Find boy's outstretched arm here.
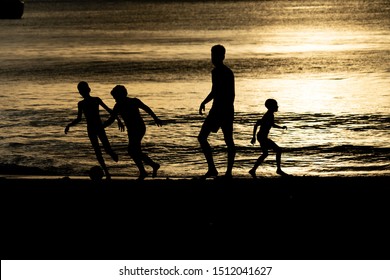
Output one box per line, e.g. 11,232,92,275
273,123,287,130
98,98,112,114
138,100,163,127
103,106,119,128
65,102,82,134
99,98,124,131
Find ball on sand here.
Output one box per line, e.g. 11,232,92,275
89,166,104,181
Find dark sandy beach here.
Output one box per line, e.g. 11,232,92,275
1,176,389,260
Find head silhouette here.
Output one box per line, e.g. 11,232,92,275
111,85,128,102
77,81,91,98
211,44,226,66
265,99,278,112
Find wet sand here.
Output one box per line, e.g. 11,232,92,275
1,176,389,260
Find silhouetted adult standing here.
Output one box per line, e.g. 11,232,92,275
198,44,236,178
104,85,162,180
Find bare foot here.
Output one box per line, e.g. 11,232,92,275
276,169,289,177
152,163,160,178
110,152,119,162
201,169,218,179
249,169,256,179
217,172,232,180
137,171,148,181
223,172,233,179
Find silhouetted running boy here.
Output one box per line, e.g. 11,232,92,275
249,98,288,178
65,81,123,180
104,85,162,180
198,44,236,178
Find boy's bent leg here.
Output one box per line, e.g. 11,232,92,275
253,152,267,168
273,145,288,176
276,150,282,170
249,168,257,179
275,151,289,176
270,142,281,169
128,143,147,179
108,150,118,162
98,130,118,162
141,153,160,178
89,134,111,179
250,142,268,178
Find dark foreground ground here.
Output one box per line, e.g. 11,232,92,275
1,176,389,260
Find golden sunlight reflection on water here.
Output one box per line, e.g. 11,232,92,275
238,74,390,115
234,28,386,57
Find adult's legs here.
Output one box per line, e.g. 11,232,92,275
198,123,218,177
221,123,236,177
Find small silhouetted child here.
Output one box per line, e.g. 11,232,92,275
104,85,162,180
65,81,124,180
249,98,288,178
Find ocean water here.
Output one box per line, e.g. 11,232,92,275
0,0,389,178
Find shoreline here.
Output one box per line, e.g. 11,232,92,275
1,173,389,182
2,176,389,260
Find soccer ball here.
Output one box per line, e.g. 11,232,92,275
89,166,104,181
